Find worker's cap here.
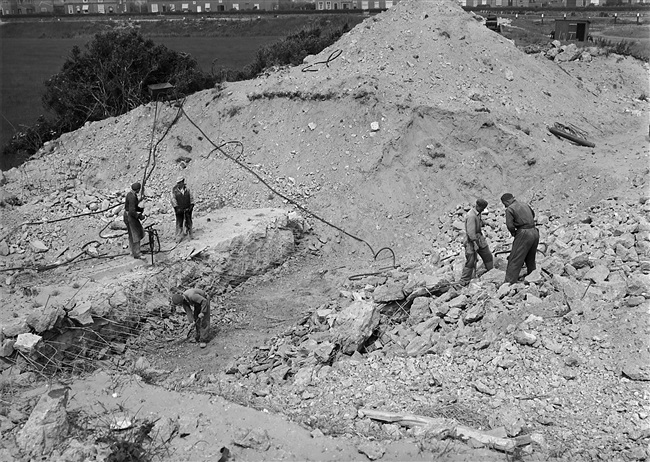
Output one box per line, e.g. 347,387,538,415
131,182,141,192
176,176,185,184
171,293,184,305
476,198,488,208
500,193,514,202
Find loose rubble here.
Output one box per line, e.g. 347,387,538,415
216,196,650,460
0,0,649,460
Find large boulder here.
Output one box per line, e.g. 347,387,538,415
626,274,650,296
330,301,381,354
27,306,64,333
14,333,42,353
372,283,405,303
16,388,69,457
1,318,30,338
68,300,94,326
409,297,431,324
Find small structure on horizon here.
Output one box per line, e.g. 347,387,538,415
554,19,591,42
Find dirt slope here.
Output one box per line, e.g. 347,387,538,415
1,1,649,461
2,0,648,264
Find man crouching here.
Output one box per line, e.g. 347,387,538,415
171,288,211,348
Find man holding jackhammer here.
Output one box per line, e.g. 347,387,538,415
501,193,539,283
171,288,211,348
459,198,494,286
124,182,145,259
171,176,194,242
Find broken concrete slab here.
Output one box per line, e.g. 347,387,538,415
16,388,69,457
330,301,381,354
14,333,42,353
372,282,405,303
68,300,94,326
26,306,64,333
2,318,30,338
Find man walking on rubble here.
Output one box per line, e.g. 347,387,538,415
124,182,145,259
459,198,494,286
501,193,539,284
171,288,211,348
171,176,194,242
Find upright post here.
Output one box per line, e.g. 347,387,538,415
541,13,544,25
614,13,617,24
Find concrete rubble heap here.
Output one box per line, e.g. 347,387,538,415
217,195,650,459
0,0,648,460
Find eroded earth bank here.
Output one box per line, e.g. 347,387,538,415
1,1,649,461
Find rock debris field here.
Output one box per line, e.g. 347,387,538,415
0,0,649,461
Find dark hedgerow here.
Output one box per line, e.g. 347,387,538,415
216,23,351,82
2,116,61,170
2,22,351,167
41,29,216,133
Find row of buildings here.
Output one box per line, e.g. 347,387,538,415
0,0,642,15
1,0,394,15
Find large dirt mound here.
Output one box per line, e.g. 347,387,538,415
2,0,647,264
1,2,650,461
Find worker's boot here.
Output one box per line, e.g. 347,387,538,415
133,241,142,259
188,228,194,240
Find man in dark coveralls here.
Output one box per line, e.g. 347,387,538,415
124,182,145,259
171,176,194,242
501,193,539,283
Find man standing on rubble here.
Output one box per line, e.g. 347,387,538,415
124,182,145,259
171,176,194,242
459,198,494,286
501,193,539,283
171,288,211,348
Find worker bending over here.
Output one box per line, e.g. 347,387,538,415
171,288,211,348
501,193,539,283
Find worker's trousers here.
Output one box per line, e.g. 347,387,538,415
124,212,143,258
460,243,493,284
505,228,539,283
184,301,210,342
175,208,193,239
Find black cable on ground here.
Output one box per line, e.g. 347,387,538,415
0,202,123,243
140,98,184,198
301,49,342,73
179,106,392,262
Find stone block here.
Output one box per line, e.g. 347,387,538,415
69,300,94,326
409,297,431,324
480,268,506,284
27,306,64,333
2,318,30,338
16,388,69,457
330,300,381,354
584,265,609,284
14,333,42,353
0,338,16,357
372,283,405,303
405,335,432,356
464,303,485,323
